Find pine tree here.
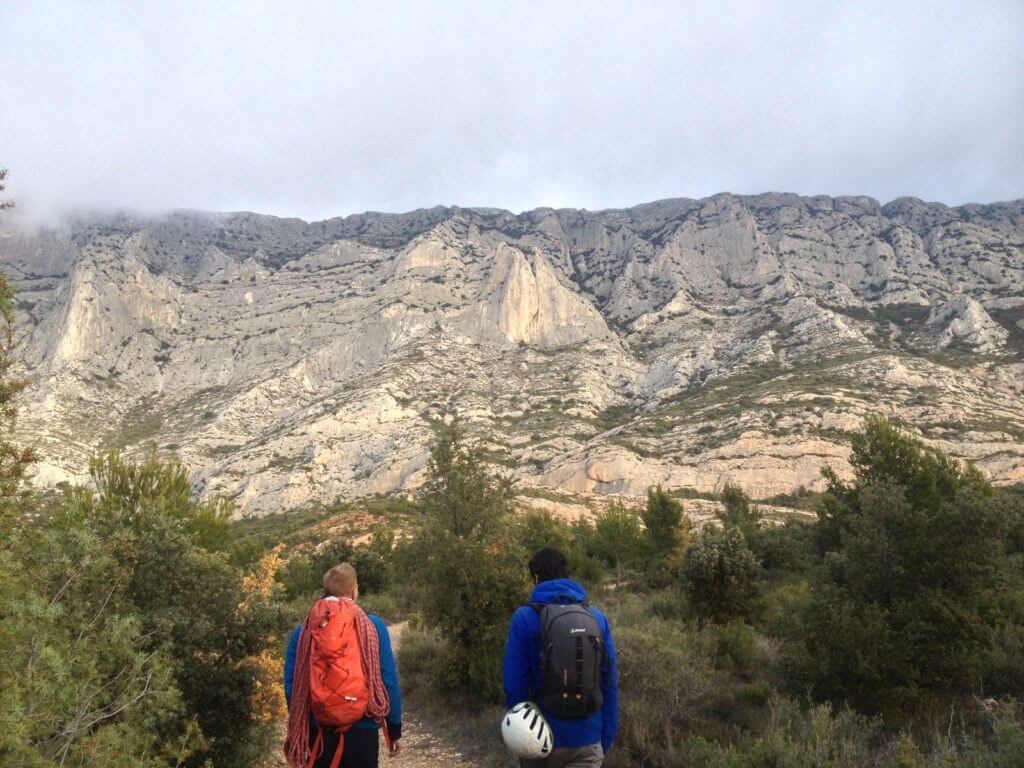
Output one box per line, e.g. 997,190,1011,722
683,525,760,625
800,416,1020,716
718,483,763,542
411,423,530,699
642,485,690,581
591,501,644,585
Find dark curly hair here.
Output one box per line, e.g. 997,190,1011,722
529,547,570,583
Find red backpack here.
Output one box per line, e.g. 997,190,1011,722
305,597,369,768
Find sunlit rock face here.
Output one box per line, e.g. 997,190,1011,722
3,193,1023,516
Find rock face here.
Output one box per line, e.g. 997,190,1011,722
2,193,1023,516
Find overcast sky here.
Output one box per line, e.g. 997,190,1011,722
1,1,1022,222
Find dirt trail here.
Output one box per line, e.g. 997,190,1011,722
387,621,481,768
271,621,482,768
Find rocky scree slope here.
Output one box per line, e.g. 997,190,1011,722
2,193,1023,516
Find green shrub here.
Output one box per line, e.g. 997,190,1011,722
359,589,402,622
718,484,763,544
2,451,282,767
403,424,530,701
514,507,574,555
650,585,689,621
591,502,645,585
615,617,717,759
395,621,447,696
738,680,774,706
711,622,761,673
683,526,760,625
642,486,690,582
800,417,1021,716
278,538,353,599
761,580,811,639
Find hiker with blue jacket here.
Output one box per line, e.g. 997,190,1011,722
503,547,619,768
284,563,403,768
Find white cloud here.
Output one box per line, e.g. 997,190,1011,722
1,0,1022,221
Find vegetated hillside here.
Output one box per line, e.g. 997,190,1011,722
2,193,1022,515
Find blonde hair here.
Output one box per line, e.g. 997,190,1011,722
322,562,358,598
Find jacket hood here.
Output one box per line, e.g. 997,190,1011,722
529,578,588,605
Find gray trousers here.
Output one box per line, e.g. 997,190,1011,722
520,743,604,768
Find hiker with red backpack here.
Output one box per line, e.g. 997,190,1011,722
284,563,403,768
502,547,618,767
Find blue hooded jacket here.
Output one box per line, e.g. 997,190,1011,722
502,578,618,753
283,612,403,740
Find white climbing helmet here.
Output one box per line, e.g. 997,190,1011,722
501,701,553,759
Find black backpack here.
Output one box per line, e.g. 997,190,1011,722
530,601,605,719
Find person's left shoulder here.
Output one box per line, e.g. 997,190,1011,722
367,613,389,636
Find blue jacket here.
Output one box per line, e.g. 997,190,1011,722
284,611,403,739
502,578,618,753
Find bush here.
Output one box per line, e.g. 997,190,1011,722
711,622,761,673
359,590,402,622
754,519,815,576
0,521,196,767
614,617,717,759
718,484,763,544
1,450,283,767
760,580,811,639
395,621,447,696
278,538,353,599
650,585,689,621
591,502,645,585
799,417,1021,716
683,526,760,625
642,486,690,582
404,424,530,701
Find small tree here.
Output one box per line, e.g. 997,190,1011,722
591,501,645,586
411,424,530,700
515,507,574,557
718,483,763,542
683,526,760,626
642,486,690,581
65,451,279,767
800,416,1019,716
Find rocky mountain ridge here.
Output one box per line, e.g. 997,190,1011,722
3,192,1022,515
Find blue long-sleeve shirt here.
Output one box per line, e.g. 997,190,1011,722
502,578,618,753
284,610,402,739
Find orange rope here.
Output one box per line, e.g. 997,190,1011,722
354,606,392,745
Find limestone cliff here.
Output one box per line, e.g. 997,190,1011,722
3,194,1022,515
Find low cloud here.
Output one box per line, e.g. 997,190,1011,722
1,0,1022,221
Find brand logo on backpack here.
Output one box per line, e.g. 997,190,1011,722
530,601,605,720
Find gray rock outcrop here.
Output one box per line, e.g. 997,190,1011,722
3,194,1022,515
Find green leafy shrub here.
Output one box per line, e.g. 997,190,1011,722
649,585,689,621
591,501,646,585
683,526,760,625
2,450,282,767
711,622,761,673
402,424,530,701
798,416,1022,716
718,484,763,544
642,486,690,583
614,616,717,759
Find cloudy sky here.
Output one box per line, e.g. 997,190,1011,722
2,1,1022,221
